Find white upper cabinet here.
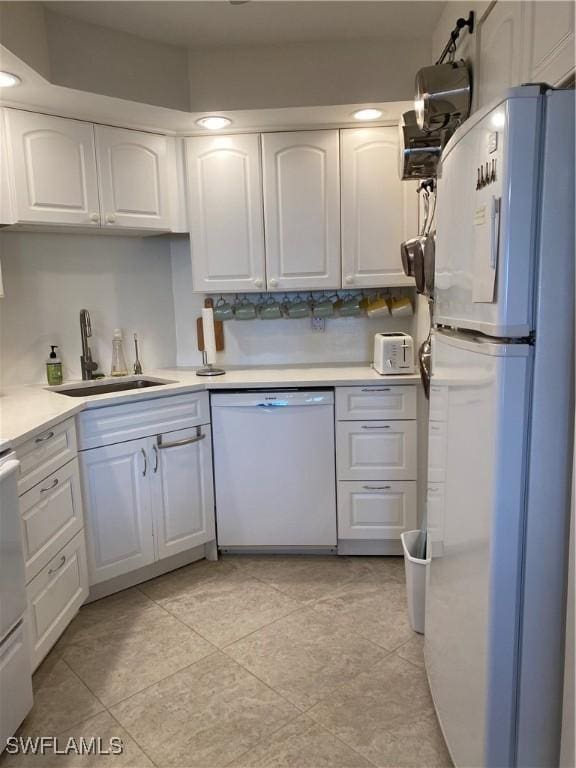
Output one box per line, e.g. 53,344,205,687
341,128,412,288
521,1,575,86
476,2,524,110
95,125,171,230
186,134,266,293
4,110,100,227
262,130,341,291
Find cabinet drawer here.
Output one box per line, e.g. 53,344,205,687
77,392,210,449
429,384,448,422
427,483,445,558
336,386,416,421
336,420,417,481
428,421,448,483
338,481,417,540
26,530,88,671
16,419,77,495
20,458,84,583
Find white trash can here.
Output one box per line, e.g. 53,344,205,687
401,530,431,634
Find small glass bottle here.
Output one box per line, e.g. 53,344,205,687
110,329,129,377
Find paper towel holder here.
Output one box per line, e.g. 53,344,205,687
196,298,226,376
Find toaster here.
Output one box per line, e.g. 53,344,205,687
373,333,415,375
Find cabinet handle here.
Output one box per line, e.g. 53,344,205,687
254,278,263,289
361,425,391,429
363,485,391,490
89,213,100,223
269,278,278,288
141,448,147,476
40,478,59,493
35,431,54,443
48,555,66,575
345,275,354,285
152,443,159,473
157,427,205,450
106,214,116,224
361,388,391,392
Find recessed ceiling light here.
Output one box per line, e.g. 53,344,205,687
353,108,383,121
0,71,21,88
196,116,232,130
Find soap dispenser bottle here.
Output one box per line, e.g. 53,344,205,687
46,345,63,385
110,329,129,377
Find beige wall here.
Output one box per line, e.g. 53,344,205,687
187,38,432,111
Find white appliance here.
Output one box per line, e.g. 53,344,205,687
0,440,33,751
426,86,574,768
212,390,337,549
373,333,415,374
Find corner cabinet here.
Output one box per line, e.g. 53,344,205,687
185,134,266,293
262,130,341,291
3,109,175,232
95,125,172,230
340,128,413,288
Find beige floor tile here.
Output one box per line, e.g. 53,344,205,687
396,635,425,668
62,608,215,707
229,714,374,768
223,556,365,603
311,579,414,652
225,607,388,711
110,652,299,768
1,712,154,768
158,573,301,647
347,557,406,585
308,653,450,767
17,656,104,737
139,558,237,603
54,589,161,651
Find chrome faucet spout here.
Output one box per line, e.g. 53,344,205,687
80,309,99,380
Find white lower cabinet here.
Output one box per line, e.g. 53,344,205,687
26,531,89,670
338,481,417,540
81,438,155,584
81,419,215,586
336,420,417,481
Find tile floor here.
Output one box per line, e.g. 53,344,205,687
3,556,452,768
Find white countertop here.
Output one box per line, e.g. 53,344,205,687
0,365,421,447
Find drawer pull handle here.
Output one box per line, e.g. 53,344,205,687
48,555,66,575
40,478,59,493
361,425,391,429
141,448,147,477
157,428,205,450
35,431,55,443
361,388,391,392
363,485,391,490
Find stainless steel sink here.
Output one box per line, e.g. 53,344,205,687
48,378,174,397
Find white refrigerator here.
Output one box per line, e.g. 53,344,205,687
425,86,575,768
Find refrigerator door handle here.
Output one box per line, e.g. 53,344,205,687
490,195,501,270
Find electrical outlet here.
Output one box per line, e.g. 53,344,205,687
311,316,325,332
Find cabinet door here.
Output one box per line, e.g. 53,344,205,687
341,127,412,288
186,134,266,292
521,1,575,86
151,426,215,559
476,2,524,109
80,438,154,584
337,481,417,540
95,125,171,230
4,110,100,226
262,130,340,291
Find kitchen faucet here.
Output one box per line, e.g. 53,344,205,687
79,309,99,380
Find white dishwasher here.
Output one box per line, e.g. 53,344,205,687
211,390,337,550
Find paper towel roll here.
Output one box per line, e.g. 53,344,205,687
201,307,217,365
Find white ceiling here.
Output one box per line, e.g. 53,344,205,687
42,1,446,48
